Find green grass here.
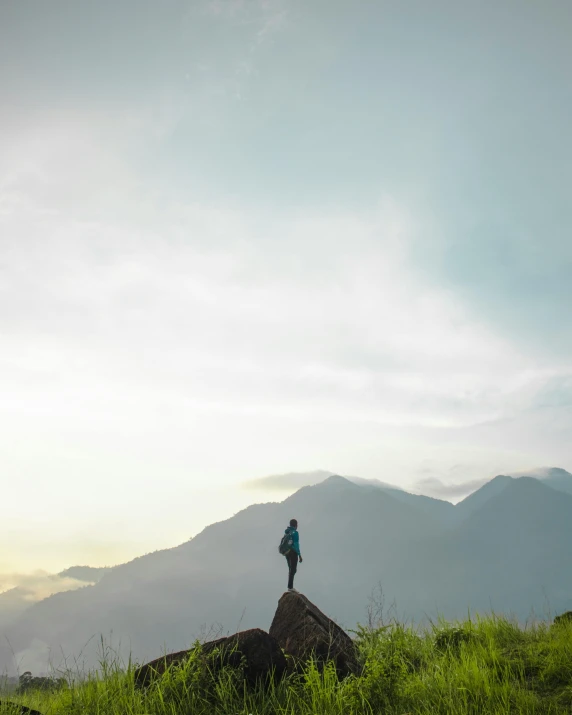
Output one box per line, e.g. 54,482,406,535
3,614,572,715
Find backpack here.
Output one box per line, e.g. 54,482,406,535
278,530,294,555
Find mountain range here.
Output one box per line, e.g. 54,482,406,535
1,467,571,675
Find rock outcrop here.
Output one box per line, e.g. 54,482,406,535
269,591,358,678
134,627,286,687
553,610,572,627
135,592,357,688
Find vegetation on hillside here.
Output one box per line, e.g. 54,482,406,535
3,612,572,715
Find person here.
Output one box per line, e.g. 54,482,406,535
284,518,303,592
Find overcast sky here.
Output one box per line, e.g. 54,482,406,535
1,0,571,581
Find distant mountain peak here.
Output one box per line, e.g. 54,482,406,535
319,474,358,489
544,467,572,477
508,466,572,480
504,467,572,498
347,476,404,491
454,474,514,518
241,470,335,491
323,474,351,484
488,474,514,486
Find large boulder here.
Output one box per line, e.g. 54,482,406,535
134,628,286,688
269,591,359,678
553,611,572,627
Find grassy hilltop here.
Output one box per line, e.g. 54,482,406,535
4,613,572,715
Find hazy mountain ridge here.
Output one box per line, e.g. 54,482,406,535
57,566,111,583
509,467,572,497
0,566,111,633
410,476,572,615
451,474,514,522
347,476,457,523
2,468,572,675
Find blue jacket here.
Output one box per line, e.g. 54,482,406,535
284,526,301,556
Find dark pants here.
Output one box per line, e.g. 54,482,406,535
286,551,299,589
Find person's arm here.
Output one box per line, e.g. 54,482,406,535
293,531,302,561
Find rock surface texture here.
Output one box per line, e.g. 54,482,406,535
134,627,286,687
269,591,358,677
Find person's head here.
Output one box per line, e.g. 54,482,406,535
289,518,298,529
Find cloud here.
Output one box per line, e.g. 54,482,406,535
409,461,500,500
348,476,403,490
1,154,544,435
0,571,94,602
242,470,335,490
412,476,490,500
0,571,95,634
507,466,572,480
2,117,570,552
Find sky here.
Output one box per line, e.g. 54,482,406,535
1,0,571,586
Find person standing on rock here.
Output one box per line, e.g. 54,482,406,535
282,518,302,593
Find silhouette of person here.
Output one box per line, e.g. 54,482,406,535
283,518,302,592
